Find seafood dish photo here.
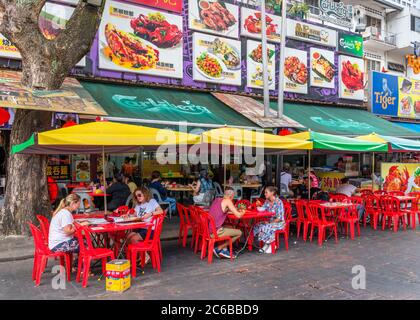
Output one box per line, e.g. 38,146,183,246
400,96,413,114
311,51,335,82
130,12,183,48
249,44,275,64
244,12,277,36
284,56,308,85
384,165,410,192
341,60,364,91
208,38,240,70
104,23,159,70
198,0,237,32
196,52,223,79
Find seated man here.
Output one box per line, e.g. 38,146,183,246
335,177,364,220
335,177,357,197
208,187,245,259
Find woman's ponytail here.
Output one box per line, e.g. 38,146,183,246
52,194,80,217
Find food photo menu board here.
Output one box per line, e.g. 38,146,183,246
283,47,308,94
188,0,239,39
246,39,276,90
338,55,365,101
192,32,241,86
98,0,183,79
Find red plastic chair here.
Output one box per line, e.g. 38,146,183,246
364,195,382,229
29,223,72,286
36,215,50,246
408,192,420,223
199,211,233,264
374,190,388,196
338,204,361,240
360,189,373,196
388,191,404,196
329,193,349,202
281,199,296,227
127,213,165,277
189,206,204,253
308,203,338,246
270,204,291,253
74,225,115,288
177,203,193,247
380,195,406,232
295,199,311,241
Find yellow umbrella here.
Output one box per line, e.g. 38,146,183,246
13,121,200,154
201,127,313,150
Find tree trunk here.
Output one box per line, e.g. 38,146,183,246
1,110,52,235
0,1,104,235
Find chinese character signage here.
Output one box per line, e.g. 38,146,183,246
192,32,241,86
337,32,363,58
286,20,337,47
47,165,71,180
318,0,353,29
98,0,183,79
124,0,183,13
370,71,420,119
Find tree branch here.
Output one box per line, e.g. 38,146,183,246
54,1,105,66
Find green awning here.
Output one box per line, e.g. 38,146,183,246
272,102,419,138
80,81,258,129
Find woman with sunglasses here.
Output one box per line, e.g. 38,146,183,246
125,186,163,246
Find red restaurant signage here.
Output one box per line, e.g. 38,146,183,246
123,0,183,13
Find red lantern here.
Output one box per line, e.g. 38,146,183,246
0,108,10,125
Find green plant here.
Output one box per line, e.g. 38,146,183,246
266,0,282,15
288,2,309,19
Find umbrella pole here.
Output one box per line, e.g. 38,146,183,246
103,146,107,213
372,152,375,191
308,150,311,200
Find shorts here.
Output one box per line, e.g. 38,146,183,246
51,238,79,253
134,228,154,240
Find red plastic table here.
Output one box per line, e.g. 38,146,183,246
74,214,151,258
226,210,274,251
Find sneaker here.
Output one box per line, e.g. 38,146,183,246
213,248,221,258
218,249,232,259
264,243,273,254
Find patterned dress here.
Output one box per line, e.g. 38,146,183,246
253,197,286,243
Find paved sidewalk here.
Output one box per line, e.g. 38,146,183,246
1,225,420,299
0,216,181,262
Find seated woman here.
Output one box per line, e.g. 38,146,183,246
253,186,286,254
125,186,163,245
49,194,86,253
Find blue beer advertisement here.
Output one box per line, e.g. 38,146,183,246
371,71,399,117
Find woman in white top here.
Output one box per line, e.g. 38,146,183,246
124,186,163,246
49,194,84,253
